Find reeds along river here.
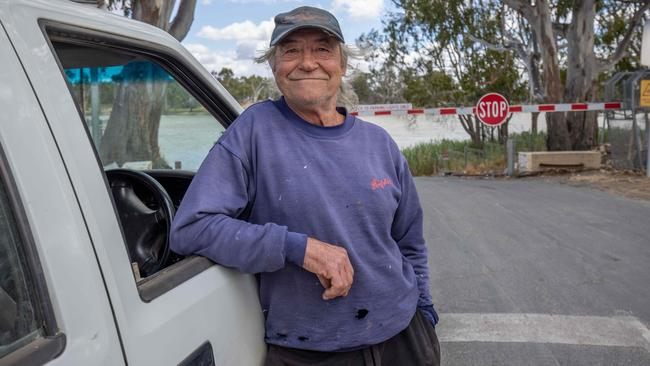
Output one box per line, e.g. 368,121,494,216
155,112,549,171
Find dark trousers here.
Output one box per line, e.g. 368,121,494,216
264,309,441,366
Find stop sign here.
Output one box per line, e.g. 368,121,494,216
475,93,510,126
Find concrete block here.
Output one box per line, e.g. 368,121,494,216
518,151,601,172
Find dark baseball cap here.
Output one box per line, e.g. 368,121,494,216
270,6,344,46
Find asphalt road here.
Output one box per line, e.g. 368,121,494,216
416,177,650,366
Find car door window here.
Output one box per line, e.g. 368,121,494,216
59,52,226,171
45,28,232,298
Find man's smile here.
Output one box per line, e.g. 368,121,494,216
288,77,329,81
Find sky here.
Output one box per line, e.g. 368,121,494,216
181,0,390,77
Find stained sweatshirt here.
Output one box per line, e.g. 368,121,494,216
170,97,434,352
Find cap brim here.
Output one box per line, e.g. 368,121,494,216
270,25,344,46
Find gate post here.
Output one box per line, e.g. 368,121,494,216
507,139,516,177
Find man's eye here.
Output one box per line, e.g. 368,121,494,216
285,48,299,54
318,48,330,52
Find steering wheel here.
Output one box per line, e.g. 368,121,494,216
106,169,175,278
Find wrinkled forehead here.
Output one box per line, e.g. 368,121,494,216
277,28,340,46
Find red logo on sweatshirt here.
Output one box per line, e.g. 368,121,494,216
371,178,393,191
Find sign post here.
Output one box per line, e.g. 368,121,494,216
475,93,510,127
476,93,513,174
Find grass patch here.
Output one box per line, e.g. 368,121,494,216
401,140,472,176
402,132,547,176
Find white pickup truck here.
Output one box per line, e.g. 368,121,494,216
0,0,266,365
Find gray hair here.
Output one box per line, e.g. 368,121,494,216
254,42,359,71
255,42,362,109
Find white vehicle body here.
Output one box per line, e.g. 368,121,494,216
0,0,266,365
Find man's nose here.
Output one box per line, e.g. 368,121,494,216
298,49,318,71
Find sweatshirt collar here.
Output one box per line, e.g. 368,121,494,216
274,96,356,139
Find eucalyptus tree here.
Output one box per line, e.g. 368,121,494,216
99,0,197,167
358,0,527,147
371,0,649,150
489,0,648,150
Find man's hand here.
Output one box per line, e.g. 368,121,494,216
302,237,354,300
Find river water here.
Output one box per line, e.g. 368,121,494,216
156,112,547,171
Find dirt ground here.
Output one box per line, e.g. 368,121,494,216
520,169,650,201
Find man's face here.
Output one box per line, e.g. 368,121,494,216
272,28,346,109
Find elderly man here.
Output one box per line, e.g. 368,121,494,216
171,6,439,365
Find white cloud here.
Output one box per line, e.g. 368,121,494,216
197,19,275,42
194,19,276,76
200,0,213,5
332,0,383,20
185,43,272,77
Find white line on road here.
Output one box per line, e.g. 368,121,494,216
437,313,650,353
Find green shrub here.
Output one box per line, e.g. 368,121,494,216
402,132,547,176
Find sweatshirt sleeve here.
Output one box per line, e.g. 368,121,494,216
391,155,433,307
170,143,307,273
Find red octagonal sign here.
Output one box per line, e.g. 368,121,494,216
475,93,510,126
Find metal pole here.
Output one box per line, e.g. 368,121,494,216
634,110,644,171
507,139,516,177
646,111,650,178
600,110,607,145
90,68,100,145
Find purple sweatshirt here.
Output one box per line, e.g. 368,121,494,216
170,97,433,351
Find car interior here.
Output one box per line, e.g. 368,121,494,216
47,30,231,292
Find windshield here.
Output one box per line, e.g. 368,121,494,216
59,46,225,171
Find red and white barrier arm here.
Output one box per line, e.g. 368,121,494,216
350,102,623,117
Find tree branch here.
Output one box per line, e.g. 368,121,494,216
458,115,474,137
163,0,177,25
598,1,650,72
466,34,509,52
168,0,197,41
552,22,569,38
503,0,533,19
502,0,531,14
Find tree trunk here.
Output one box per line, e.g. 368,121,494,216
529,0,571,150
499,117,510,144
568,111,598,150
531,112,539,134
100,0,196,168
100,63,170,167
497,0,649,152
564,0,598,150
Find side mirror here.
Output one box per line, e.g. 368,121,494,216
642,21,650,67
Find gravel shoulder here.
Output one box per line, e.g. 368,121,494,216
519,170,650,201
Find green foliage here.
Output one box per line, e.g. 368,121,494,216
349,72,378,104
212,68,279,105
401,140,473,176
402,131,547,176
401,69,456,107
356,0,528,108
165,82,202,113
594,1,648,73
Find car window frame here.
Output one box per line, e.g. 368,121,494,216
0,142,65,366
39,20,237,302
